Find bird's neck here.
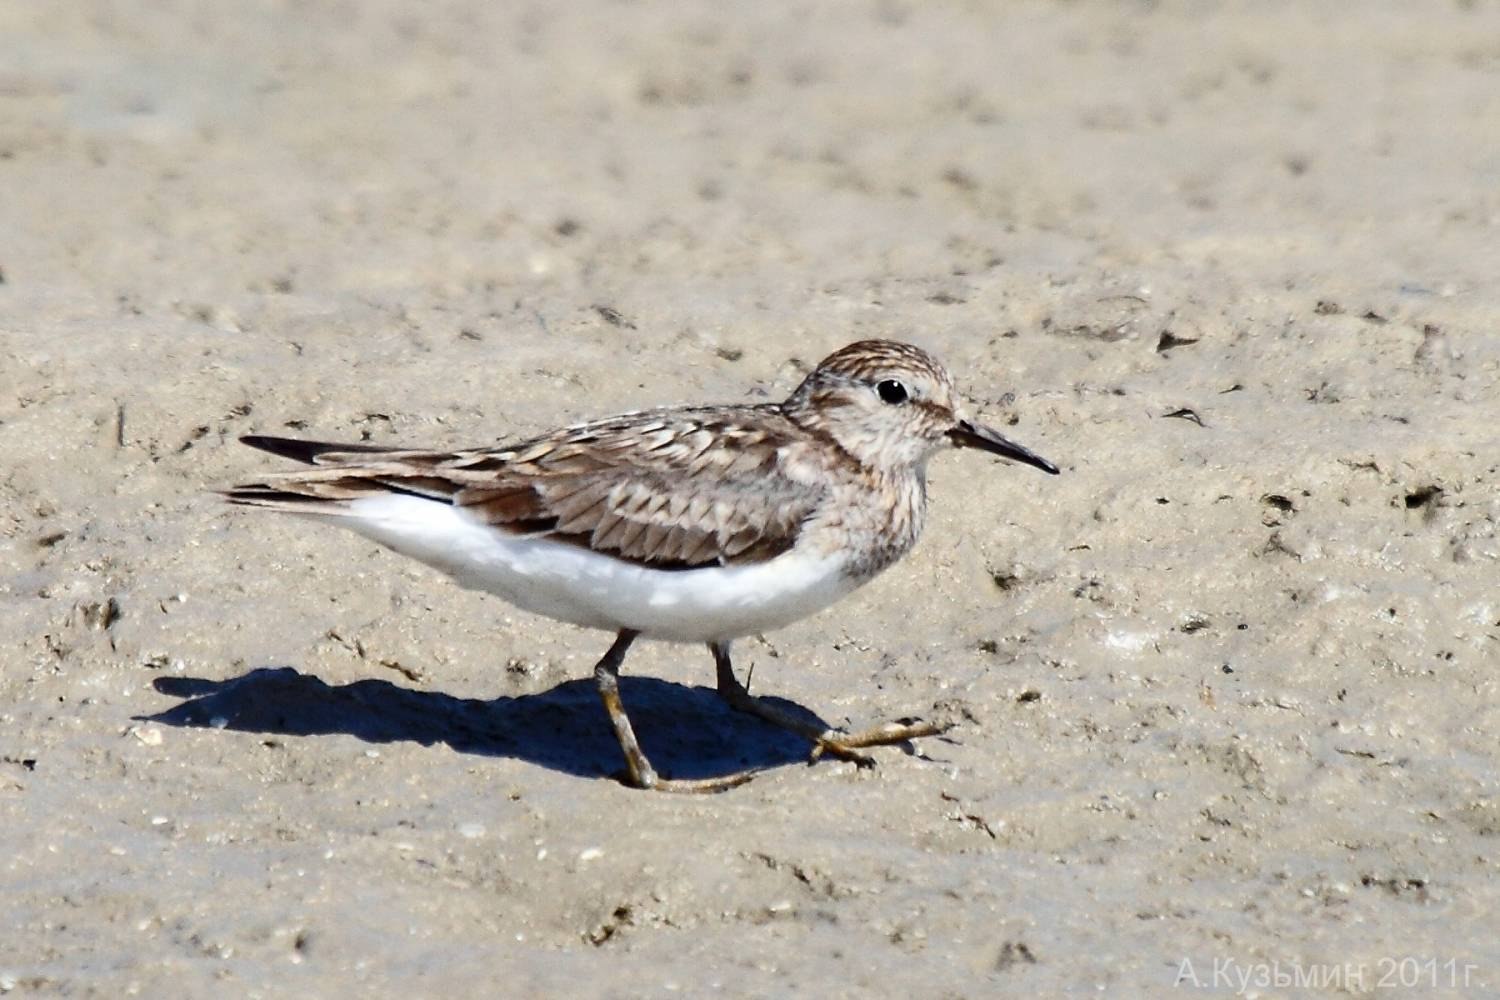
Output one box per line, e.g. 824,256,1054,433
830,465,928,581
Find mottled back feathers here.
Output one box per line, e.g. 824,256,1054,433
227,406,826,571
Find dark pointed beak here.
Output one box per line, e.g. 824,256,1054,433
948,419,1060,475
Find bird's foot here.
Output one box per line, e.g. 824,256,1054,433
612,764,760,794
807,717,954,765
719,678,952,768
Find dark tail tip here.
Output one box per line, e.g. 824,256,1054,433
239,434,398,464
239,435,331,464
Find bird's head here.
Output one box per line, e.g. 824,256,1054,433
782,339,1059,476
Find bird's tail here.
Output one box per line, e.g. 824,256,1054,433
222,435,458,515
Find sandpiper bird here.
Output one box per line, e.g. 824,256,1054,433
225,340,1059,792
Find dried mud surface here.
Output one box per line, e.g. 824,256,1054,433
2,3,1498,997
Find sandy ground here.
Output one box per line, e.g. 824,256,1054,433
3,2,1499,996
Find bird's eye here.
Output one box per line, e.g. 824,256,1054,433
876,379,909,405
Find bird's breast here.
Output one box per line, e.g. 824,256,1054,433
808,472,926,581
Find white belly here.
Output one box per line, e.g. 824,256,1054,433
317,495,864,642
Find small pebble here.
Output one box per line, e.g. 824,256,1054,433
129,725,163,746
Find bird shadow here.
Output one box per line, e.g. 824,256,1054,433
138,666,834,784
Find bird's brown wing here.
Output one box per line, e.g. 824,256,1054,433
226,406,829,570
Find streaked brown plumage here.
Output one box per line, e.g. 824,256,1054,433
230,406,819,570
225,339,1060,792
